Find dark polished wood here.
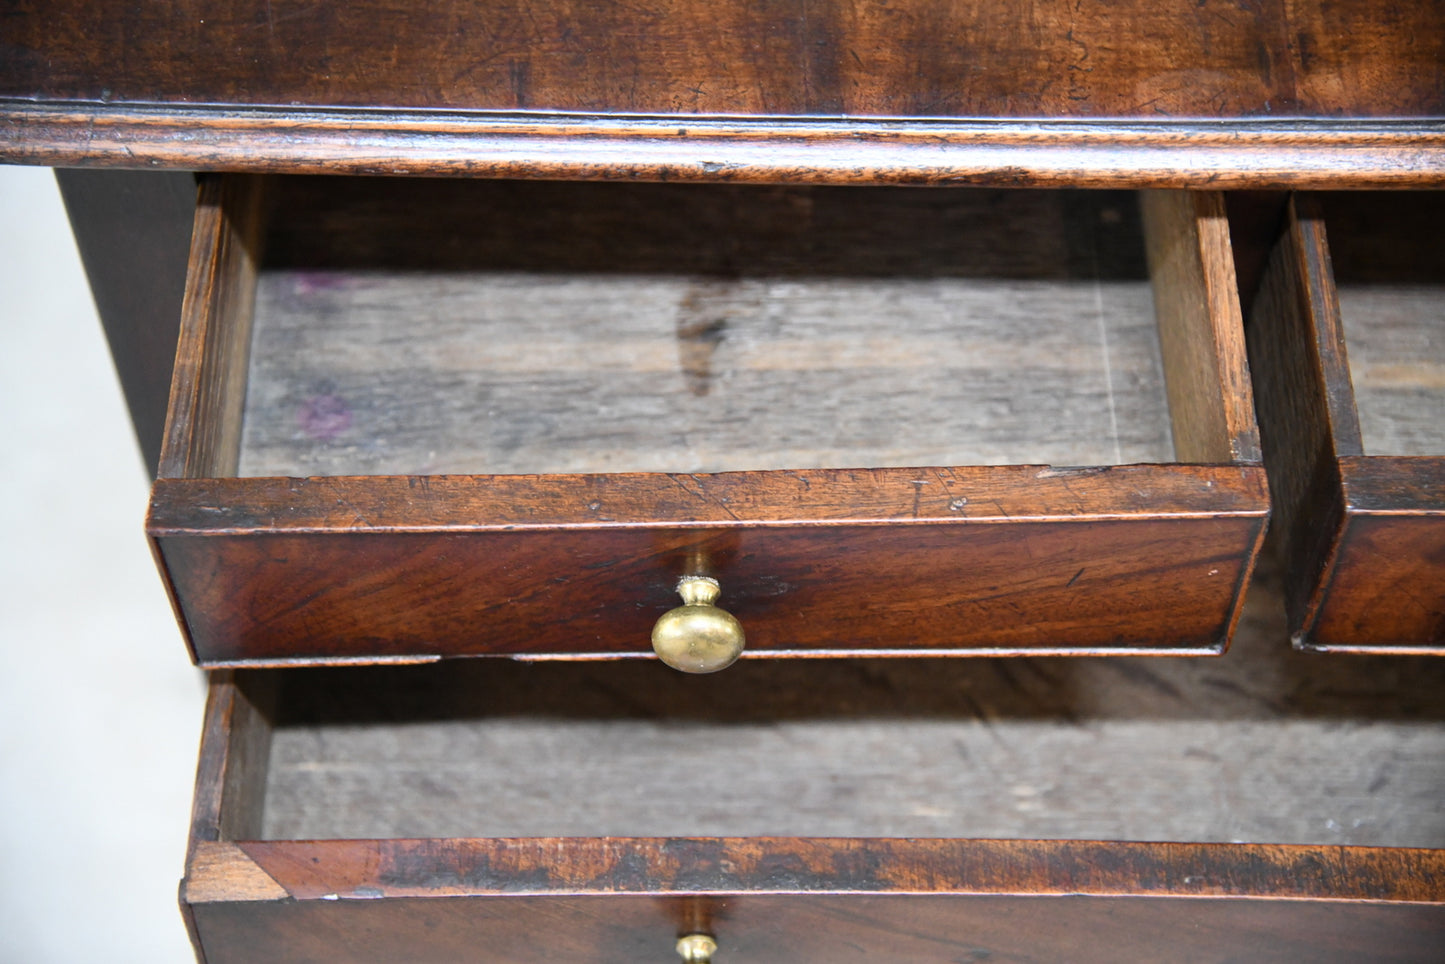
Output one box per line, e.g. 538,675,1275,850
227,836,1445,903
54,169,197,475
1247,195,1445,653
1311,457,1445,650
152,469,1266,664
185,895,1445,964
7,0,1444,119
3,0,1445,184
6,110,1445,190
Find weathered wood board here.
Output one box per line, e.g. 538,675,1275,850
237,185,1174,477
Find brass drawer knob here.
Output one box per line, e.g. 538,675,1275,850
676,934,718,963
652,576,745,674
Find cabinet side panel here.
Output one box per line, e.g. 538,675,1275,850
157,176,265,480
56,169,196,476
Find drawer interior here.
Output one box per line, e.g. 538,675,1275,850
222,572,1445,847
1323,191,1445,457
209,178,1255,478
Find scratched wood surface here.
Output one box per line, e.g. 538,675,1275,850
255,562,1445,845
1321,192,1445,458
6,2,1445,187
237,181,1173,478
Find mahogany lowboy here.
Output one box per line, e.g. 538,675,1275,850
147,176,1267,666
3,1,1441,960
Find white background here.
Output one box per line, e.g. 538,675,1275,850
0,164,204,962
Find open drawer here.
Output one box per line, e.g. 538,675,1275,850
1249,193,1445,653
148,177,1267,667
182,579,1445,963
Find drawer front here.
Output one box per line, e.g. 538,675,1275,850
151,468,1265,664
151,177,1267,667
1248,193,1445,653
186,868,1445,964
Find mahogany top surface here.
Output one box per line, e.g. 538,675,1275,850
2,0,1444,184
4,0,1442,120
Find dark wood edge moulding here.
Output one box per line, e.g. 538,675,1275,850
5,104,1445,187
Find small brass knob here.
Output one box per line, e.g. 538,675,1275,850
676,934,718,963
651,576,745,674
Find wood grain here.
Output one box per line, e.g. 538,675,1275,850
238,183,1172,476
54,169,197,476
5,0,1445,182
182,670,281,961
1248,194,1445,651
1289,0,1445,118
1301,457,1445,653
157,176,265,480
6,0,1445,181
186,671,274,852
185,894,1445,964
1245,196,1357,643
1142,191,1260,464
150,466,1267,664
150,464,1268,532
7,107,1445,188
2,0,1441,119
228,837,1445,903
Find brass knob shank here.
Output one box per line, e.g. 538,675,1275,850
676,934,718,963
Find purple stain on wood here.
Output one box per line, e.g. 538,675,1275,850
293,271,351,295
298,394,352,439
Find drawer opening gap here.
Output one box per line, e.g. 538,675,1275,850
204,589,1445,847
1318,191,1445,458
